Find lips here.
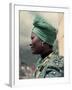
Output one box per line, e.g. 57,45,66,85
31,46,34,49
29,44,34,49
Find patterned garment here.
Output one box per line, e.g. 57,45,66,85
32,52,64,78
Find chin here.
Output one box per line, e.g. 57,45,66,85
31,50,39,54
31,48,40,54
32,51,37,54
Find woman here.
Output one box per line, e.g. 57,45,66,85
30,15,64,78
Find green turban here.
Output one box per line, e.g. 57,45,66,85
32,15,57,46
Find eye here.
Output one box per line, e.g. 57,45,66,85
31,36,34,40
31,35,35,40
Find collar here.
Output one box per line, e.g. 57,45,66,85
37,52,53,67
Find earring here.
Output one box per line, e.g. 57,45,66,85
42,42,44,47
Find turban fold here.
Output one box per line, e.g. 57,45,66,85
32,15,57,46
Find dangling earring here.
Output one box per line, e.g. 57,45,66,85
42,42,44,47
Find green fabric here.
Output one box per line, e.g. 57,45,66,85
32,53,64,78
32,15,57,45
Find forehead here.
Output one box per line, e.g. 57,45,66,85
31,32,41,41
31,32,37,38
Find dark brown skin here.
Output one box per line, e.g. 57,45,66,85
30,32,53,59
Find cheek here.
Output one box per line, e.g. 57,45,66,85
32,39,41,47
32,40,43,52
32,40,36,46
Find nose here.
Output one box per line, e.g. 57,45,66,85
29,44,32,46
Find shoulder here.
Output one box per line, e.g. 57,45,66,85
47,53,64,68
44,54,64,78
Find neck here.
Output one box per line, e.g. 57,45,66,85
41,50,52,59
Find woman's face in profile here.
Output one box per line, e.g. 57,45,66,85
30,32,43,54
